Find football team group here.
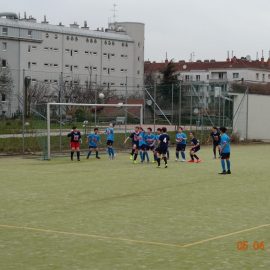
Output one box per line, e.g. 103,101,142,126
67,124,231,174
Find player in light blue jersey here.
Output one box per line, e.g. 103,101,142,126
105,123,115,159
175,126,187,162
218,127,231,175
87,127,101,159
144,127,156,162
138,127,147,163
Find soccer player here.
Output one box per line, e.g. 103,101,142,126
188,132,201,163
218,127,231,175
124,126,140,162
86,128,101,159
138,127,148,163
105,123,115,159
144,127,156,162
67,126,81,161
156,127,170,168
208,126,221,159
153,128,162,162
175,126,187,162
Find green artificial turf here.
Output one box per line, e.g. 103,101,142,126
0,145,269,270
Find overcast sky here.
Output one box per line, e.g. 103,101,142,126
4,0,270,62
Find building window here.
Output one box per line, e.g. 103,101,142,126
74,50,78,53
233,73,239,79
66,36,70,40
120,69,124,72
71,36,74,41
53,48,59,52
126,43,128,47
138,56,140,61
207,74,209,80
93,52,97,56
90,38,93,43
103,67,107,71
32,62,37,66
65,49,70,53
196,75,200,81
32,45,37,49
137,70,140,75
74,65,78,69
2,93,6,101
86,38,89,43
54,64,58,67
111,53,115,57
44,63,49,66
2,27,8,35
262,74,265,81
112,41,115,45
65,64,69,68
85,51,89,54
185,75,190,81
84,66,89,70
28,62,31,69
256,73,259,80
44,47,49,51
75,37,78,41
2,42,7,51
55,34,58,39
111,68,115,71
45,33,49,38
103,53,107,56
28,45,31,52
28,30,32,37
93,67,97,71
104,40,107,45
94,39,97,43
1,59,7,67
138,42,140,47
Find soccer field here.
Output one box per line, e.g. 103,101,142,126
0,144,270,270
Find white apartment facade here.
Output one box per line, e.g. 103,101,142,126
0,12,145,116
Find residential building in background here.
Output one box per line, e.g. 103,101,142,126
0,12,144,116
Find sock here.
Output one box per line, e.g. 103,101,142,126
77,151,80,160
145,152,149,162
108,147,111,156
153,153,157,161
190,153,194,160
221,159,226,172
213,145,216,158
134,153,138,161
111,148,115,157
87,151,92,158
131,149,135,156
157,157,161,166
96,151,99,158
140,151,143,161
176,151,179,159
181,151,185,160
71,151,74,160
163,157,167,165
226,159,231,171
167,150,170,159
194,154,199,160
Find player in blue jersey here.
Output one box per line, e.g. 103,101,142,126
105,123,115,159
156,127,170,168
145,127,156,162
218,127,231,175
188,132,202,163
175,126,187,162
138,127,148,163
86,128,101,159
124,126,140,162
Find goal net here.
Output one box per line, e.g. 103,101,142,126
45,102,143,160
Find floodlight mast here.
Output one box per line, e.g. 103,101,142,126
46,102,143,160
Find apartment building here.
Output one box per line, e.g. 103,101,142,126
0,12,145,116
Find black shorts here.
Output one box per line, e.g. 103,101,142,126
139,144,147,150
221,152,230,159
213,142,220,147
176,144,186,151
146,145,155,151
191,146,200,153
107,140,114,146
89,145,97,149
157,147,168,155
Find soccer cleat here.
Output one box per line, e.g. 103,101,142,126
77,159,80,161
219,171,227,175
181,159,186,162
96,156,101,159
152,160,157,163
227,170,231,174
196,159,202,163
157,165,161,168
129,155,133,160
165,164,168,168
188,160,194,163
133,160,138,164
175,158,179,162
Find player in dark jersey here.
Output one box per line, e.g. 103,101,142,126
124,126,140,163
188,132,201,163
207,126,221,159
67,126,81,161
153,128,162,163
156,127,170,168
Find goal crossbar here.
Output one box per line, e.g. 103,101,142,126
46,102,143,160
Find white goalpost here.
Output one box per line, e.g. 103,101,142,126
46,102,144,160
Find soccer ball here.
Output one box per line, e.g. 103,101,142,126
99,93,105,99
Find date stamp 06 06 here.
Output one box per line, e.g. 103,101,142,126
237,241,265,251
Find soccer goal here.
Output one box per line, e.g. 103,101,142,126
46,102,143,160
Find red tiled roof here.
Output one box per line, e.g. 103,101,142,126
145,58,270,73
